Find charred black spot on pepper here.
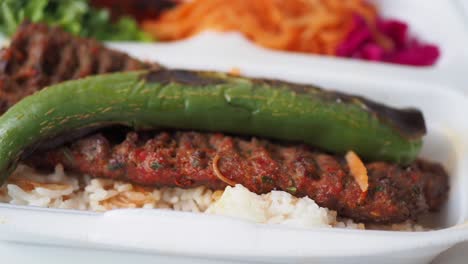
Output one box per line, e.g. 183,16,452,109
238,73,426,141
362,99,426,140
143,69,226,86
309,89,426,140
145,69,425,140
290,85,426,140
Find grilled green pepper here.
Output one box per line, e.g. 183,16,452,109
0,69,426,183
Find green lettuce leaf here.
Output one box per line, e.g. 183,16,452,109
0,0,152,41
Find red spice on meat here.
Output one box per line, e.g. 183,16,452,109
29,130,449,224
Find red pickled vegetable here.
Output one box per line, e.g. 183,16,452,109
336,14,440,66
360,43,385,61
336,15,371,57
386,41,440,66
378,19,408,48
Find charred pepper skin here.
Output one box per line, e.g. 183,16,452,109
0,69,425,183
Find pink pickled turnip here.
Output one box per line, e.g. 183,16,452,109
378,19,408,48
385,42,440,66
336,15,371,57
336,14,440,66
360,43,385,61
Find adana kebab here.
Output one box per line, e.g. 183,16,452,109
0,22,153,114
0,69,448,224
0,23,448,224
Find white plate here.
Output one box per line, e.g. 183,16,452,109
1,1,468,263
107,0,468,91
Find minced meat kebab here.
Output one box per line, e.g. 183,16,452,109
0,23,449,225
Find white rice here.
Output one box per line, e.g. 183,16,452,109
206,184,337,228
0,164,425,231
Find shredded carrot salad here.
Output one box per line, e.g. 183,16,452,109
142,0,377,55
345,151,368,193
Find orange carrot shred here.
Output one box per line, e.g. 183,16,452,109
345,150,369,192
229,67,241,76
142,0,377,55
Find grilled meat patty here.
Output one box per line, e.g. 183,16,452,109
29,130,449,224
0,22,154,114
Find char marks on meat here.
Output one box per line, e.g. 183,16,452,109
29,130,449,224
0,22,154,114
0,23,449,224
